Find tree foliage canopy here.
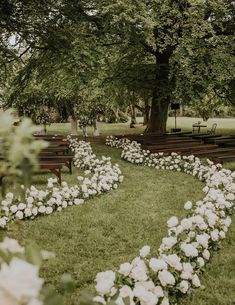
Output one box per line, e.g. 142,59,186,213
0,0,234,132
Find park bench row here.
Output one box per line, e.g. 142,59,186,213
116,132,235,164
0,135,74,185
35,135,74,184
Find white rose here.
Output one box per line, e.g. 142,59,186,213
0,258,43,303
15,211,24,220
95,271,115,296
164,254,182,271
118,263,132,276
184,201,192,210
192,274,201,287
179,280,189,293
10,205,18,214
38,206,46,213
26,197,34,205
0,237,24,253
0,217,7,228
46,207,53,214
18,203,26,210
24,208,32,217
139,245,150,258
158,270,175,286
153,285,164,298
180,243,198,257
162,237,177,250
202,249,210,260
149,258,167,272
93,296,106,304
196,233,209,249
167,216,178,228
119,285,133,299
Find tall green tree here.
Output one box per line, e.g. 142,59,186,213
1,0,234,134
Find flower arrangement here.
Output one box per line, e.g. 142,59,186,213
91,136,235,305
0,138,123,229
0,236,75,305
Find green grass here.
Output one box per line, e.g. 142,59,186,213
1,120,235,305
46,116,235,136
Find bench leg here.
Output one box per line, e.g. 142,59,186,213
69,160,72,174
50,169,62,185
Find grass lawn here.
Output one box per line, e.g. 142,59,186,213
1,120,235,305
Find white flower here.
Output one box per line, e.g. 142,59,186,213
153,285,164,298
0,217,7,228
95,271,116,296
184,201,192,210
196,233,209,249
26,197,34,205
139,245,150,258
181,218,192,230
38,206,46,214
161,236,177,250
74,198,84,205
133,286,158,305
202,249,210,260
130,258,148,282
0,238,24,253
18,203,26,210
181,263,194,280
93,296,106,304
211,229,219,241
164,254,182,271
119,285,133,299
0,258,43,303
158,270,175,286
46,207,53,215
197,257,205,267
15,211,24,220
10,205,18,213
167,216,178,228
149,258,167,272
179,280,189,293
180,243,198,257
192,274,201,287
118,263,132,276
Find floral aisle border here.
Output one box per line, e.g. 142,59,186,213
0,138,123,229
92,136,235,305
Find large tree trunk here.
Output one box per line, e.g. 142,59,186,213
145,53,172,134
146,95,170,134
143,99,150,125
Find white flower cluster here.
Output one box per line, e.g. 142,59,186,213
0,237,44,305
93,136,235,305
0,139,123,229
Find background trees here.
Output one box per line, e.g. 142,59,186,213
0,0,234,134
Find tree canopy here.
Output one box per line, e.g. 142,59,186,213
0,0,234,133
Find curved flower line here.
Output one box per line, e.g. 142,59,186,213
93,136,235,305
0,138,123,229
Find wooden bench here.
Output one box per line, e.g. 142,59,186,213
39,155,74,174
193,148,235,157
42,146,69,155
211,155,235,164
146,141,203,151
149,144,218,154
39,161,64,184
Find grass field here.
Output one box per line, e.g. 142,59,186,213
1,119,235,305
46,116,235,136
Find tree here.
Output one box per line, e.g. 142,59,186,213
1,0,234,135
